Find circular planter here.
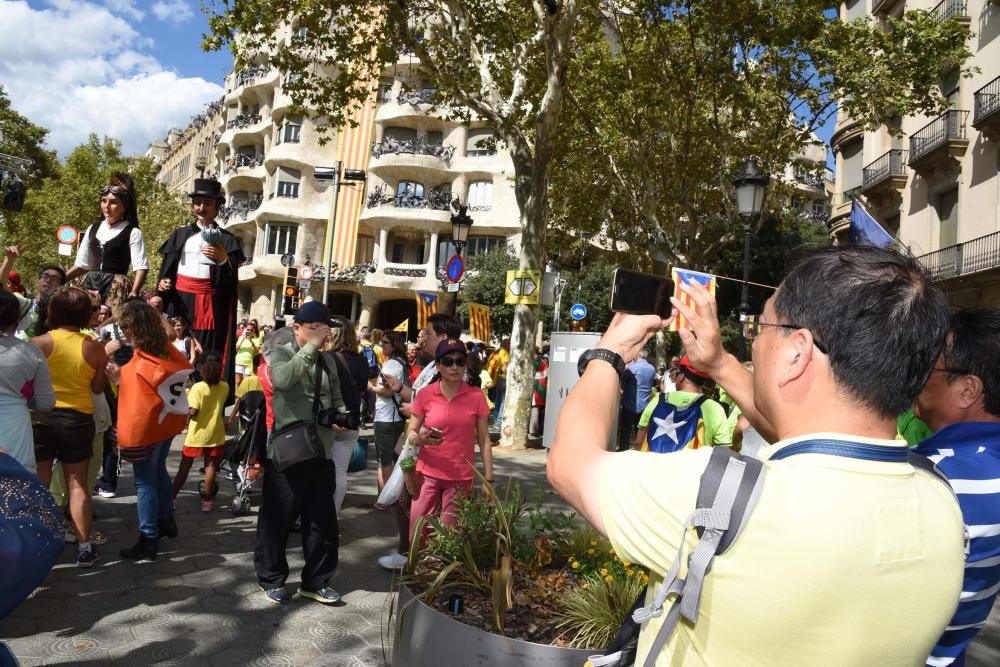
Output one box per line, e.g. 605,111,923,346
393,584,595,666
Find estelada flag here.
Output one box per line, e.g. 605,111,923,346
642,395,708,453
468,303,490,342
669,267,717,332
117,346,193,448
415,292,439,330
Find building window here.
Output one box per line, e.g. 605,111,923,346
467,180,493,211
845,0,865,21
437,235,506,266
178,155,191,178
264,223,298,255
840,139,863,194
390,242,405,263
396,180,424,207
466,128,495,156
283,115,302,143
355,235,375,263
385,126,418,143
935,187,959,248
275,167,301,198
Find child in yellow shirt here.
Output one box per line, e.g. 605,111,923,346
172,353,229,512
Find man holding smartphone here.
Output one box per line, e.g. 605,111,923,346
548,247,965,666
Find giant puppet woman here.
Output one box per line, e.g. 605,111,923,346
156,178,244,402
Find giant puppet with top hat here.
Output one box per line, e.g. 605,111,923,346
156,179,245,402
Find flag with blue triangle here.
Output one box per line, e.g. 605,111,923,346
643,395,708,453
849,198,893,248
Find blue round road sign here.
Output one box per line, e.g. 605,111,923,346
447,254,464,283
570,303,587,320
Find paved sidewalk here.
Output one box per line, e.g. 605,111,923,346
0,439,555,666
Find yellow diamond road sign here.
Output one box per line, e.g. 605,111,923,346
505,270,541,305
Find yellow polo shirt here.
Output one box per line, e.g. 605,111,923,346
599,433,965,667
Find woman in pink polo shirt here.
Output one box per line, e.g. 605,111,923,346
408,339,493,540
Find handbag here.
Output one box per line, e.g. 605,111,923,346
348,437,369,473
270,357,327,473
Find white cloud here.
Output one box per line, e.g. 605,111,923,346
151,0,194,23
0,1,223,157
102,0,144,20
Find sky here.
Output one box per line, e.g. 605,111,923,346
0,0,233,159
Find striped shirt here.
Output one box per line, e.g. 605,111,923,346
916,422,1000,667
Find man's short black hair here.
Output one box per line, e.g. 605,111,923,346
427,312,461,339
0,290,19,329
945,309,1000,418
39,264,66,286
774,246,949,419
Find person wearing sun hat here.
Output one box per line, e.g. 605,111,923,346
156,178,244,403
405,338,493,546
65,172,149,306
631,354,732,451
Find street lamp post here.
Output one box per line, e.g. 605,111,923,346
315,163,366,306
731,159,769,360
449,202,474,316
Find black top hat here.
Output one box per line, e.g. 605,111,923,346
188,179,225,202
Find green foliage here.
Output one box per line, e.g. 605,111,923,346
457,248,518,339
555,572,648,649
0,85,57,187
1,135,189,288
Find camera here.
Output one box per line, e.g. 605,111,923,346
318,408,360,430
114,344,135,366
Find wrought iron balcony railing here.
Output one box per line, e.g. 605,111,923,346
917,229,1000,281
908,110,968,165
862,149,908,192
227,113,263,130
973,74,1000,128
932,0,969,22
224,153,265,174
397,88,438,105
218,194,263,223
371,137,456,161
235,65,271,88
366,184,452,211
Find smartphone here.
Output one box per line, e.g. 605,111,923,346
609,268,673,319
425,426,444,438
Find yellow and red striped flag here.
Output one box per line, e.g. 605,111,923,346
468,303,491,342
669,268,717,332
415,292,439,330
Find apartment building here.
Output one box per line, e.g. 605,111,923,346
146,97,226,192
828,0,1000,307
150,51,521,333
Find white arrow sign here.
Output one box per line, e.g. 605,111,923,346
508,277,537,296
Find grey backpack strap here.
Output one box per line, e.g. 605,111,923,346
634,448,766,667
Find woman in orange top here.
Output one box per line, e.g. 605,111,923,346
31,286,107,568
116,301,192,562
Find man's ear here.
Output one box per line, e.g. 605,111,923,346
957,374,985,411
775,329,815,388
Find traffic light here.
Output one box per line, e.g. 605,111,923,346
282,266,300,315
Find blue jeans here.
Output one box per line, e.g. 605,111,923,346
492,377,507,422
132,439,173,539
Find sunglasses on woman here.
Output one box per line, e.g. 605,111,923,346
439,355,467,368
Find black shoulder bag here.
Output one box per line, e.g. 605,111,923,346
270,357,327,473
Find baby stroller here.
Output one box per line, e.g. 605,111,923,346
225,390,267,516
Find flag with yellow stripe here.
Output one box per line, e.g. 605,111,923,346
415,292,439,330
468,303,490,342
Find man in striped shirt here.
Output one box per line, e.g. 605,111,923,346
915,308,1000,667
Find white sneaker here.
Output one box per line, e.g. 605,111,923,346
378,552,408,570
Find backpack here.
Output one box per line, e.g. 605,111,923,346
589,440,963,667
361,343,379,379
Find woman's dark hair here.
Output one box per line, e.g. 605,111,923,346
99,172,139,226
45,286,94,329
199,352,223,385
466,350,483,388
383,331,407,360
172,315,190,336
0,290,19,330
119,300,169,358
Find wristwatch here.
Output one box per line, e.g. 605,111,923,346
577,348,627,384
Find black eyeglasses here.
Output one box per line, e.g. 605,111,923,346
742,320,828,354
439,356,467,368
39,272,62,282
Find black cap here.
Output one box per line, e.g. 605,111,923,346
293,301,341,327
188,178,225,202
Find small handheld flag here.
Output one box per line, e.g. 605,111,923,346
849,199,893,249
393,318,409,333
669,268,717,332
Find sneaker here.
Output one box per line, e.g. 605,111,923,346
76,546,100,568
119,535,157,562
201,499,214,512
298,587,342,604
259,584,291,605
378,552,408,570
94,487,116,499
64,530,109,546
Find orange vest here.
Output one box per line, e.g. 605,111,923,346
117,346,193,448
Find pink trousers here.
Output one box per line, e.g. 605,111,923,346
408,475,473,545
